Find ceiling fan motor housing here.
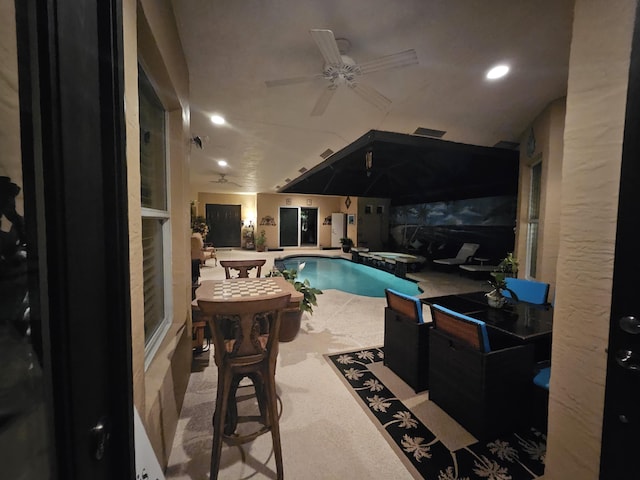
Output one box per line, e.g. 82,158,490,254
323,56,359,85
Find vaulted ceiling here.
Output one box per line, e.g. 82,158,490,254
171,0,574,200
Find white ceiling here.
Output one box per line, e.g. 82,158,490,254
171,0,574,195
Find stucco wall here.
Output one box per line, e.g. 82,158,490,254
0,0,22,206
256,192,343,248
545,1,636,478
124,0,192,467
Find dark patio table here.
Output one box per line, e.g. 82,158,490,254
420,291,553,343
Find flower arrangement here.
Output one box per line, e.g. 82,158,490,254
191,215,209,236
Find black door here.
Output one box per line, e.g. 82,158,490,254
600,9,640,478
206,204,241,247
279,207,299,247
4,1,134,478
300,207,318,246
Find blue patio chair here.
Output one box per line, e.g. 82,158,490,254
428,304,534,440
502,277,550,305
383,289,430,392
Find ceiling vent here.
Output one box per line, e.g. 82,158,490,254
493,140,520,150
413,127,446,138
285,178,291,183
298,167,308,173
320,148,334,159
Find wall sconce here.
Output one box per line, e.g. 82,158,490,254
345,196,352,209
365,150,373,177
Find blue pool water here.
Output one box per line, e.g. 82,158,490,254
277,256,421,298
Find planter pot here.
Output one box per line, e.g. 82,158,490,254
342,246,351,253
486,292,506,309
279,307,303,342
256,244,266,252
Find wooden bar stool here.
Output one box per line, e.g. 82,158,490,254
220,259,266,278
197,292,291,480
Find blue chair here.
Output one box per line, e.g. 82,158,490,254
502,277,550,305
533,366,551,390
428,304,534,440
532,366,551,431
383,289,430,392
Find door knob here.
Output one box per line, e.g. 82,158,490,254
620,316,640,334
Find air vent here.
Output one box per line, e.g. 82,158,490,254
275,185,280,189
413,127,446,138
320,148,334,159
493,140,520,150
285,178,291,183
298,167,308,173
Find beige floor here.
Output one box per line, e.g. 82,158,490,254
165,248,487,479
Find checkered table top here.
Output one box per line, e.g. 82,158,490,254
210,278,284,300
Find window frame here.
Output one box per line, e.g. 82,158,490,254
526,159,542,279
138,65,173,367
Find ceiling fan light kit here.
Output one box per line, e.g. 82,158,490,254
265,28,418,116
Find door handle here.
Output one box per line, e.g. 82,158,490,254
615,349,640,372
90,417,110,460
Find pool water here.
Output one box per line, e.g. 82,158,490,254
277,256,421,298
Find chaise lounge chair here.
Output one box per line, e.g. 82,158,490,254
432,242,480,267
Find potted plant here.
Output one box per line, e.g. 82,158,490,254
268,263,323,341
340,237,354,253
497,252,519,277
485,271,519,308
255,229,267,252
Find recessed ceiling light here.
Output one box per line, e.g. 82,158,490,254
217,160,227,167
486,64,510,80
210,114,226,125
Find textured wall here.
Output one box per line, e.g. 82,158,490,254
125,0,192,467
545,1,636,478
0,0,22,205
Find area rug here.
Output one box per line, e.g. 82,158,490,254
325,347,546,480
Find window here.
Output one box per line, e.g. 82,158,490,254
139,66,171,359
526,161,542,278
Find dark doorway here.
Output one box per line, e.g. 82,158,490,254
206,204,241,248
8,0,135,478
600,8,640,478
279,207,298,247
300,207,318,246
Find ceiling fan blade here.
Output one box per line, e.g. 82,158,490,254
265,74,322,88
310,86,337,116
357,49,418,75
309,29,344,66
349,82,391,111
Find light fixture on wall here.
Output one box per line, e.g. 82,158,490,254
345,196,351,209
365,149,373,177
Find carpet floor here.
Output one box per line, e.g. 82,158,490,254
325,346,546,480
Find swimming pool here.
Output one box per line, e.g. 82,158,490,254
276,256,421,298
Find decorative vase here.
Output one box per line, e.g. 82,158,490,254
279,307,303,342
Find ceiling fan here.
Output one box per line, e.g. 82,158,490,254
210,173,244,188
265,29,418,116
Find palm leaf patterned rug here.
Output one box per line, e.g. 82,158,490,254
325,347,546,480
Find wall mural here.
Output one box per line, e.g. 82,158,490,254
389,195,517,261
